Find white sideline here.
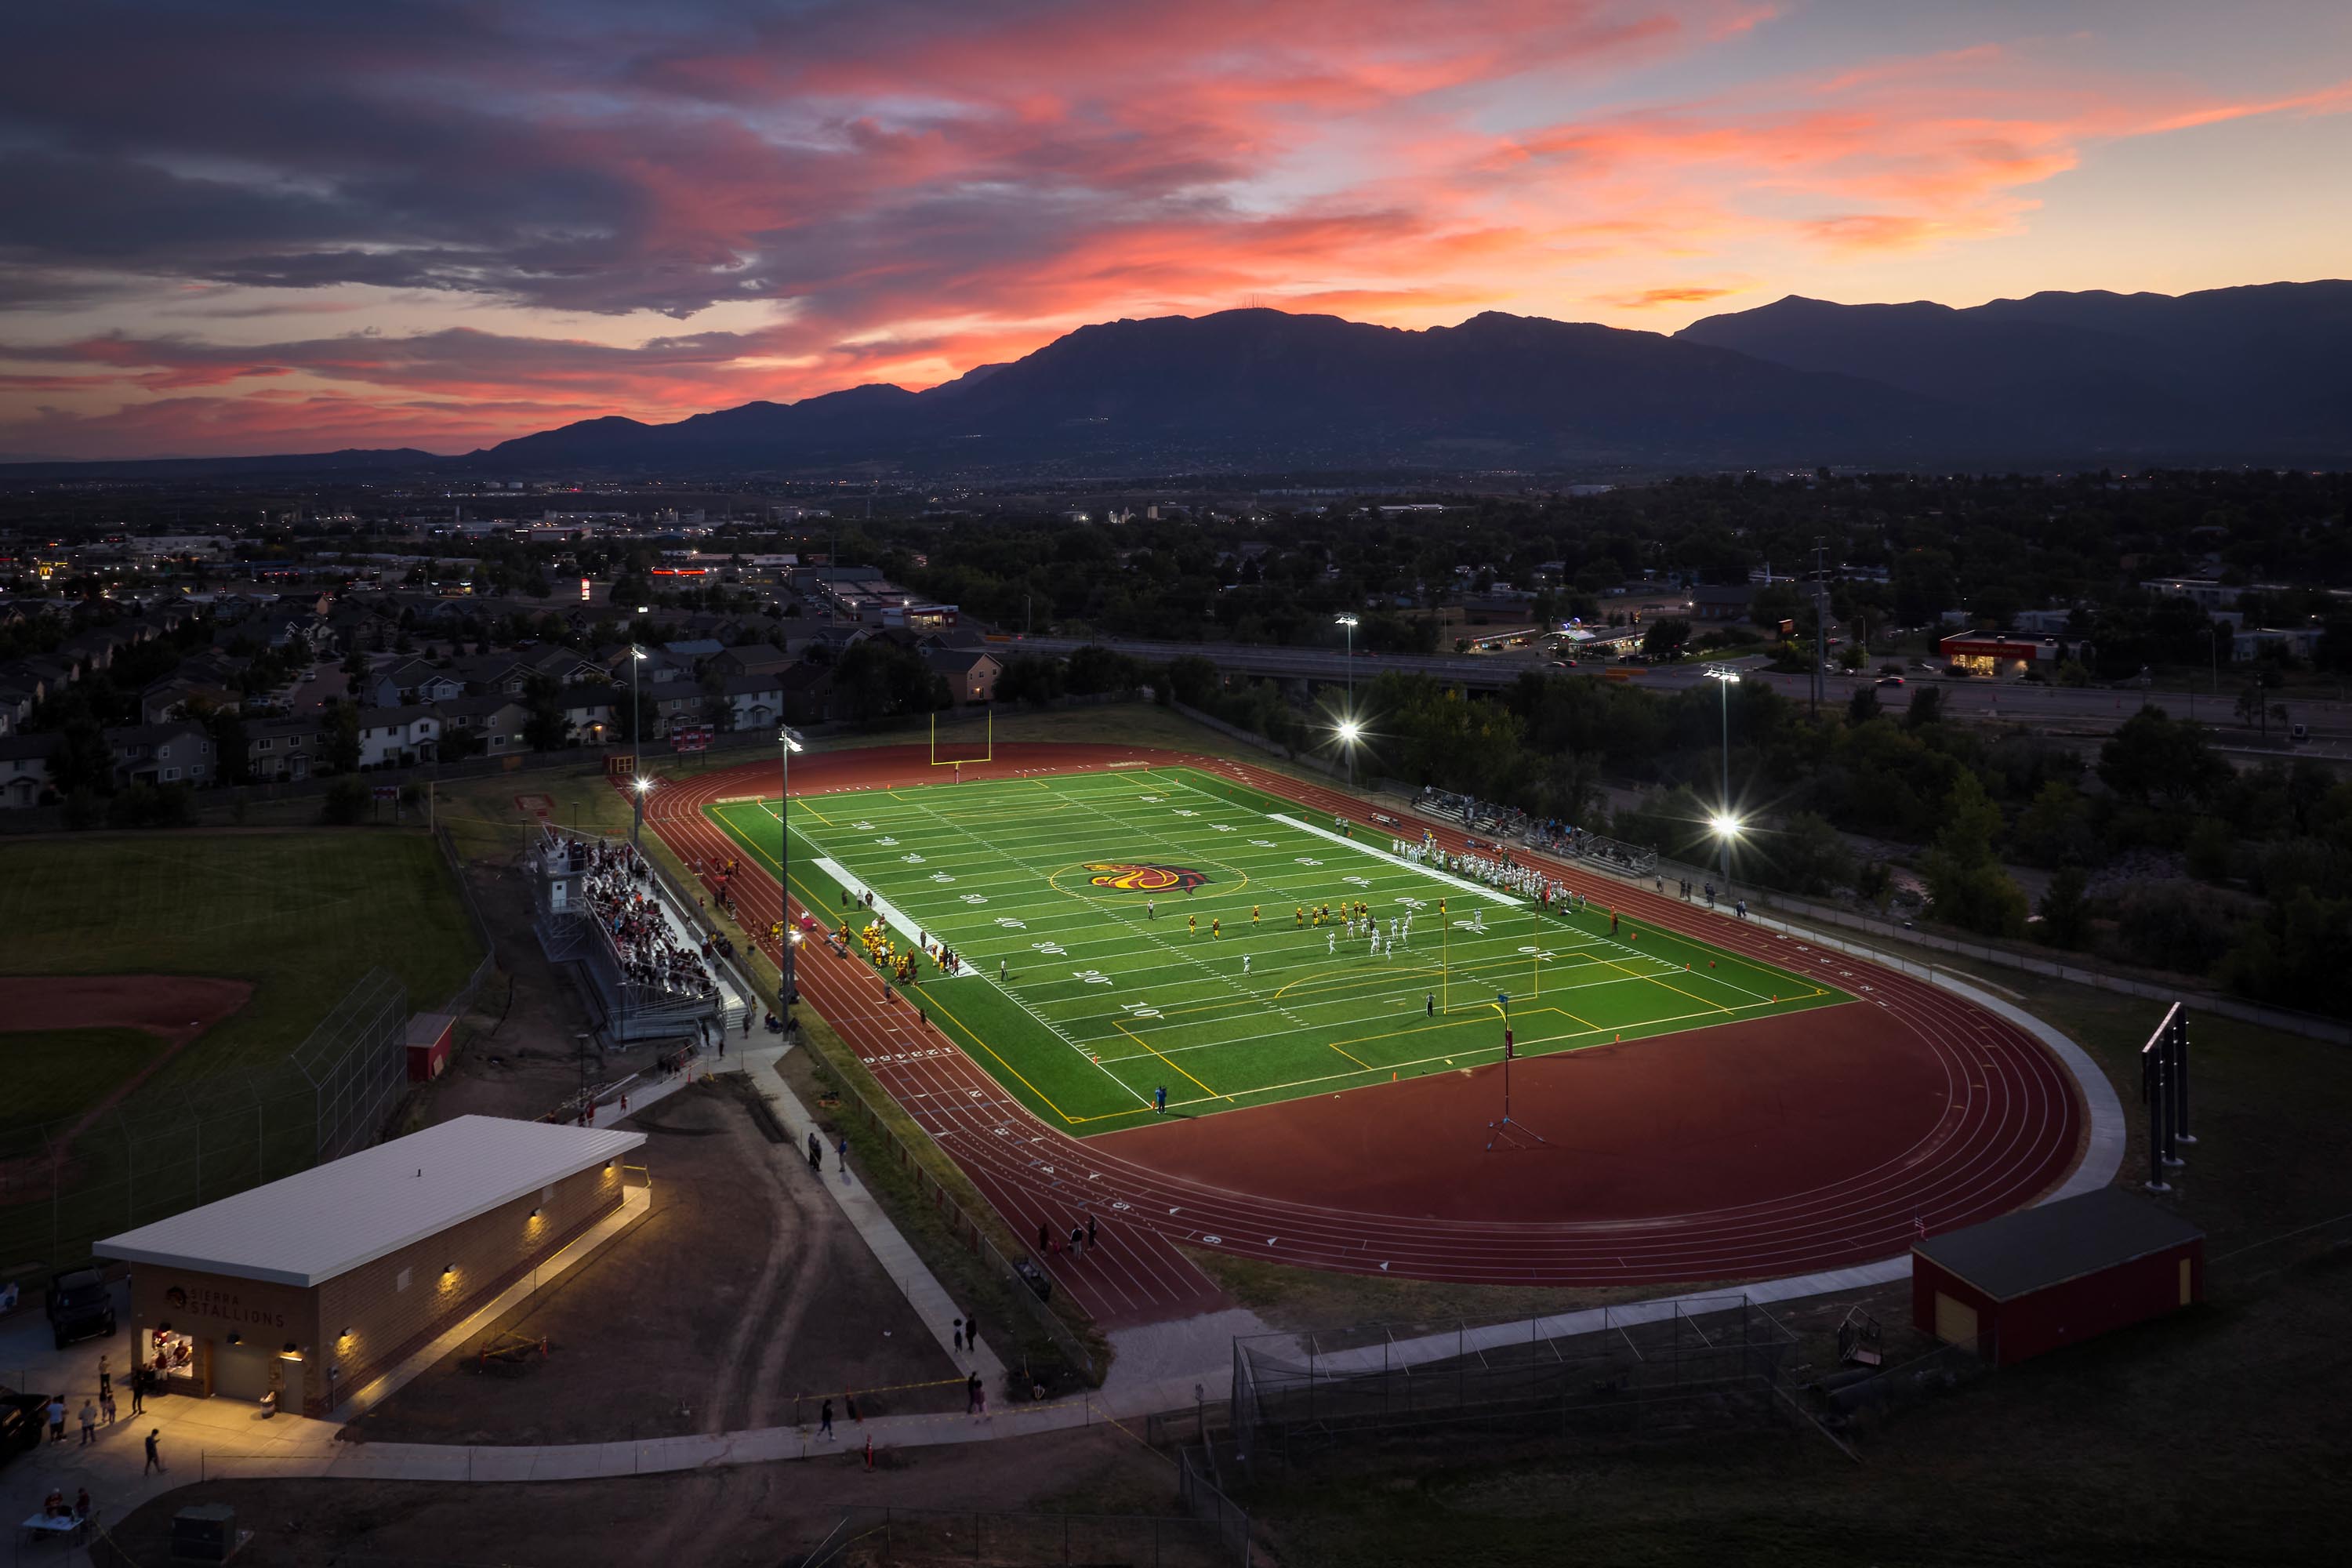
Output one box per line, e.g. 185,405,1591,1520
1266,812,1524,906
812,856,982,978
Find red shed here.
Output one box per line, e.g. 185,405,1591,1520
1912,1188,2204,1367
404,1011,456,1083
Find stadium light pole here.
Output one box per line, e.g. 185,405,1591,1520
1337,615,1361,788
628,643,649,850
779,724,805,1007
1704,666,1740,895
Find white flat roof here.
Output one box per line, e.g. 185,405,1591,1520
97,1116,646,1288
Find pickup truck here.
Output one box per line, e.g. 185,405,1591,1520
46,1269,116,1350
0,1385,44,1463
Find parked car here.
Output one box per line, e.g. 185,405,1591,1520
45,1269,115,1350
0,1386,43,1462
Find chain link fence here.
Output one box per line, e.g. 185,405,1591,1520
801,1503,1239,1567
0,967,410,1271
1231,1296,1798,1479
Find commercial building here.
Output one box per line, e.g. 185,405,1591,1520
1937,633,2060,677
99,1116,645,1416
1911,1188,2204,1367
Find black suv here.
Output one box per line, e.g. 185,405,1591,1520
0,1385,43,1461
46,1269,116,1350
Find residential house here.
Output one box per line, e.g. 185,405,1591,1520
707,644,797,681
778,662,840,726
139,676,240,724
104,721,215,787
521,645,603,687
1689,584,1755,622
439,695,534,756
556,685,616,746
924,647,1001,705
662,638,726,666
246,714,324,782
0,731,60,808
369,659,464,708
354,706,441,768
717,673,785,731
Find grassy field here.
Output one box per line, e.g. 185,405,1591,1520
0,1029,166,1136
706,764,1841,1133
0,831,481,1103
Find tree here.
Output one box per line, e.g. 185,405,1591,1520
1846,686,1880,727
1755,811,1855,895
1641,617,1691,660
2036,866,2093,949
523,676,572,752
205,708,251,787
1164,655,1221,709
1923,771,2028,936
322,702,362,774
995,655,1066,708
1902,685,1945,730
2098,707,2230,810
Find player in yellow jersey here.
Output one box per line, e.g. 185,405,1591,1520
1252,905,1260,928
1188,914,1197,936
1211,918,1221,938
1295,906,1305,927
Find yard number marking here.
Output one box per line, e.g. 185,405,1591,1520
960,893,988,904
1033,940,1067,956
1120,1002,1162,1019
1295,856,1323,866
1073,969,1113,985
995,916,1028,929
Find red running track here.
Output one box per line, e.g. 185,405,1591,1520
643,742,2088,1330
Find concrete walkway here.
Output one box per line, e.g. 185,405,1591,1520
2,931,2121,1541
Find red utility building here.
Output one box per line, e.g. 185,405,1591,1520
1912,1188,2204,1367
404,1012,455,1083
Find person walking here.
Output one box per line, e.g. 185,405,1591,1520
964,1312,979,1355
1068,1224,1084,1256
1153,1085,1167,1116
143,1428,163,1475
1085,1213,1098,1250
100,1388,116,1427
818,1399,835,1441
45,1395,65,1444
1037,1220,1049,1250
966,1371,983,1414
97,1357,111,1403
129,1367,146,1417
837,1135,851,1181
78,1399,96,1445
953,1317,965,1352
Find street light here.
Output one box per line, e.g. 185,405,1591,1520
778,724,806,1008
1335,716,1363,787
1703,666,1740,895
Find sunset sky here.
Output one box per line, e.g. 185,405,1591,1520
3,0,2348,460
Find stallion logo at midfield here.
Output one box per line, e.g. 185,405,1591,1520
1083,862,1210,893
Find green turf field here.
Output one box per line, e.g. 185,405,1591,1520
708,766,1845,1134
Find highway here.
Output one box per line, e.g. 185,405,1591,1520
994,633,2351,746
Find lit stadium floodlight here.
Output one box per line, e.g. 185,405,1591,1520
1337,717,1363,744
633,777,652,794
1711,813,1741,837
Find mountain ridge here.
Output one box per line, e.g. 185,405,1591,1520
7,281,2349,478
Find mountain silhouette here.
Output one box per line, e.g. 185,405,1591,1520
10,282,2349,478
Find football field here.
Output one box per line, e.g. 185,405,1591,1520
707,765,1846,1134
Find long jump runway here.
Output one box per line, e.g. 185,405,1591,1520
644,742,2088,1330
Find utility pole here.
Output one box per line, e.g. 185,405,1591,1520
1810,538,1830,716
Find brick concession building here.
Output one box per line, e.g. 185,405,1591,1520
1912,1187,2204,1367
100,1116,645,1415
